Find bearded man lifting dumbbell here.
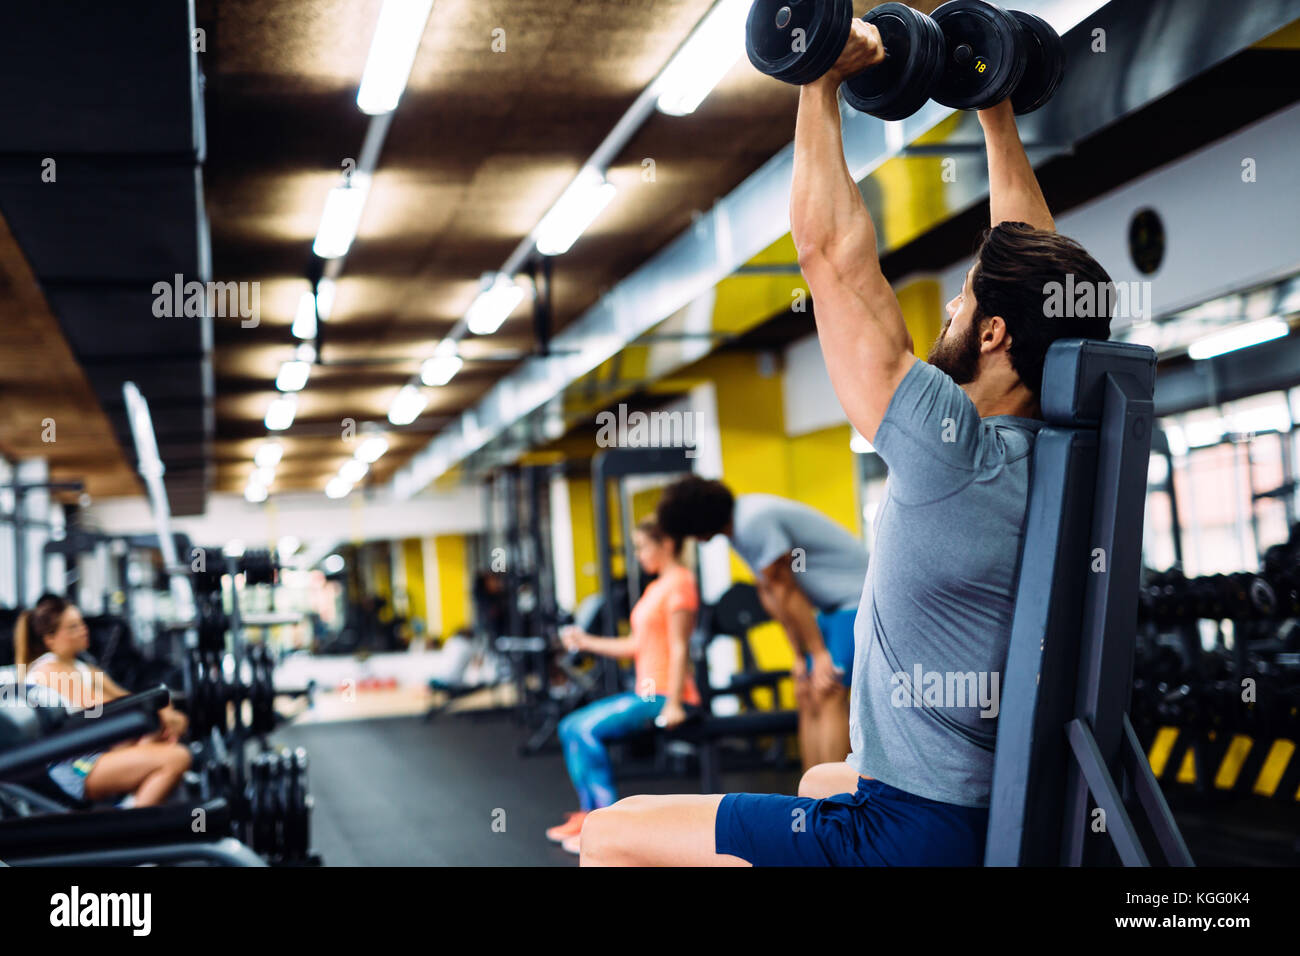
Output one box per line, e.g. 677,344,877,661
578,1,1116,866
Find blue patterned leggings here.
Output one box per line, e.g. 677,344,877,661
558,692,665,811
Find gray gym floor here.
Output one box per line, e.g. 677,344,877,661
274,715,1297,866
274,714,797,866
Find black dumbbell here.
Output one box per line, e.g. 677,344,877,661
930,1,1064,114
745,0,1064,120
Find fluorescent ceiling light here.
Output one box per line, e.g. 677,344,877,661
355,435,390,463
316,278,336,321
292,291,318,340
265,393,298,431
276,359,312,392
534,167,617,257
655,0,750,116
253,466,276,486
339,458,370,484
422,351,465,385
254,442,283,468
388,384,428,426
325,477,353,499
313,177,371,259
356,0,434,115
245,482,268,504
466,274,525,336
1187,317,1288,360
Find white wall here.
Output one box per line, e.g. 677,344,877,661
938,102,1300,321
782,334,848,438
549,472,576,614
87,484,485,554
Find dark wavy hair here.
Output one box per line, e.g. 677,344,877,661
14,593,70,667
972,222,1114,401
656,476,735,542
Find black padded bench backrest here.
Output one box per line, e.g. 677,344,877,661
985,339,1159,866
690,583,772,709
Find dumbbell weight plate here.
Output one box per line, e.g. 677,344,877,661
273,750,291,861
1009,9,1064,114
250,648,271,734
185,651,207,738
261,646,277,733
746,0,854,86
842,3,946,121
289,748,311,860
930,0,1025,111
252,754,275,856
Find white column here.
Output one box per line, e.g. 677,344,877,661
549,474,576,614
422,536,441,639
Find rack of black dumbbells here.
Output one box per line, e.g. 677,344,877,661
183,549,320,865
1132,523,1300,807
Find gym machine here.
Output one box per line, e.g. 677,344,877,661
591,447,695,695
0,684,264,866
673,583,801,792
985,338,1194,866
184,548,319,864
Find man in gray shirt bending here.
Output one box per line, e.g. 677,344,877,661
579,21,1113,867
656,478,867,768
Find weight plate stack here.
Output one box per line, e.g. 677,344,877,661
185,650,210,739
252,645,276,735
930,0,1025,111
746,0,855,86
291,748,313,863
1009,9,1064,115
843,3,946,121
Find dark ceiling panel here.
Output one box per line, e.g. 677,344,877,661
0,3,199,156
0,0,211,515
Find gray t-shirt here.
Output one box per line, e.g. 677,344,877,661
847,359,1043,808
729,494,867,613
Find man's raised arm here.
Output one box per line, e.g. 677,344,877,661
979,99,1055,231
790,21,914,444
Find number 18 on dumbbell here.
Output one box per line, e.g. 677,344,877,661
745,0,1065,120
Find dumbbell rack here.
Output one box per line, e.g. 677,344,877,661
185,555,319,865
1132,615,1300,809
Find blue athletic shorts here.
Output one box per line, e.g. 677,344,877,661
809,608,856,688
715,777,989,866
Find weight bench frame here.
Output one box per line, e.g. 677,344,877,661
985,340,1193,866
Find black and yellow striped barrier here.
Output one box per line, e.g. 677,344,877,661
1147,727,1300,800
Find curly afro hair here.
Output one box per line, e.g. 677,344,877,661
655,476,734,541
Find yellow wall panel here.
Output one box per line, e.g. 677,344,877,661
402,538,427,635
435,535,468,636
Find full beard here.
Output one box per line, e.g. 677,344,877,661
927,317,983,385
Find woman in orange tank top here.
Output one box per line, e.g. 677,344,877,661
545,517,700,855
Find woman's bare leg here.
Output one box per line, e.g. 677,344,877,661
84,742,191,807
580,794,751,867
